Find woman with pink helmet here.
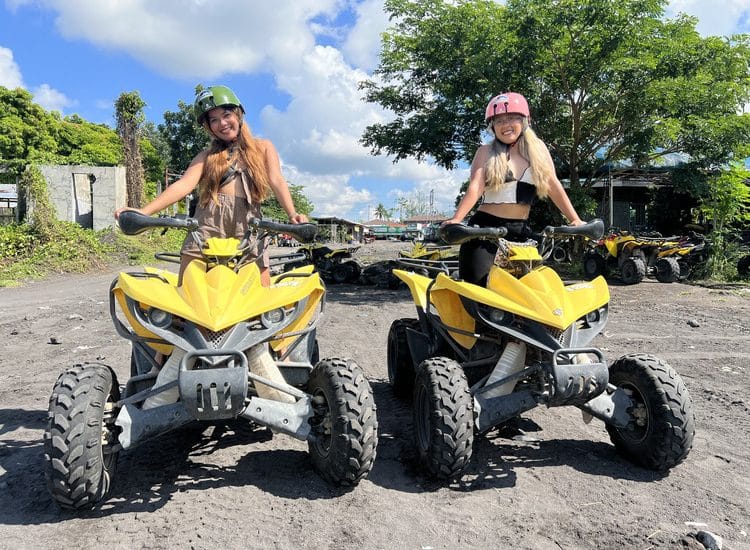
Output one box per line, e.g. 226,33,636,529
442,91,583,286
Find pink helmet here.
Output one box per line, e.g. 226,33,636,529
484,92,530,122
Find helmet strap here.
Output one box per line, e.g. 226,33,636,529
495,136,521,149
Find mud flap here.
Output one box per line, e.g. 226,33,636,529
406,326,433,368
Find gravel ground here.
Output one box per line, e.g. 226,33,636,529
0,239,748,549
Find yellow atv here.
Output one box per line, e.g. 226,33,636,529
44,212,378,510
388,220,694,479
656,235,708,281
395,241,460,280
399,242,458,262
583,231,686,284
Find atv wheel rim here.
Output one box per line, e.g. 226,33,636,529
310,390,332,457
100,392,120,492
552,247,567,262
618,385,650,444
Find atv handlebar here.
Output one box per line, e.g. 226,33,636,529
117,210,199,235
542,219,604,240
439,224,508,245
440,219,604,246
247,218,318,244
118,211,318,244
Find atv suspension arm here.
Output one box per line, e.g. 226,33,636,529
240,397,313,439
577,385,633,428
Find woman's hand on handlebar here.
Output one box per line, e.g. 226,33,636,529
441,217,463,227
114,206,144,220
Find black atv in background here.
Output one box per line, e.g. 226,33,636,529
297,243,362,284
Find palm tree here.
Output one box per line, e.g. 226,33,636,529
374,203,391,220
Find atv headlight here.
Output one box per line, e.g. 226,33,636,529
262,308,285,327
585,309,600,324
488,308,510,325
148,307,172,328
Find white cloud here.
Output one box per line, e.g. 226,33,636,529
342,0,390,71
389,166,469,216
29,0,342,79
0,45,74,114
0,46,24,89
666,0,750,35
32,83,74,113
258,43,462,217
282,164,373,218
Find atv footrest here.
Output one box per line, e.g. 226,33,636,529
180,349,248,420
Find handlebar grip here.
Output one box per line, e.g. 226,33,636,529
543,219,604,240
439,224,508,245
248,218,318,244
118,211,199,235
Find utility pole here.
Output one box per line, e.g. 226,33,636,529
608,165,613,229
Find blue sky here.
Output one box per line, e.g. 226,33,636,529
1,0,749,222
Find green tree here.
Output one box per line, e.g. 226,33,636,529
57,114,122,166
115,91,146,207
699,162,750,277
141,121,168,186
158,98,209,172
362,0,750,201
0,87,60,172
261,184,314,221
0,86,125,170
397,192,430,219
701,162,750,234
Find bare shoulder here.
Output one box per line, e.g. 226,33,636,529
187,148,210,167
256,138,277,153
477,142,493,156
472,143,493,165
538,139,555,162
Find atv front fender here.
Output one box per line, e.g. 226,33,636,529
393,269,432,309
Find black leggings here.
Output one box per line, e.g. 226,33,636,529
458,211,536,286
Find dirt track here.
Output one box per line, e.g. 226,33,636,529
0,240,749,549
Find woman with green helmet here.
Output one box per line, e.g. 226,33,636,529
115,84,308,286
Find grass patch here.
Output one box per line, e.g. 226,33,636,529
0,221,185,287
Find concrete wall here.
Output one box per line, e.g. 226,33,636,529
36,165,127,230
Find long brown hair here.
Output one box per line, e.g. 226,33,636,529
198,107,271,206
484,126,551,199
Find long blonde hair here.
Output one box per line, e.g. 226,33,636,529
198,107,271,206
484,126,551,199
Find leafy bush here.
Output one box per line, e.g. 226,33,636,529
0,219,186,286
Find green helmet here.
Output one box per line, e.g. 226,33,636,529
193,85,245,123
